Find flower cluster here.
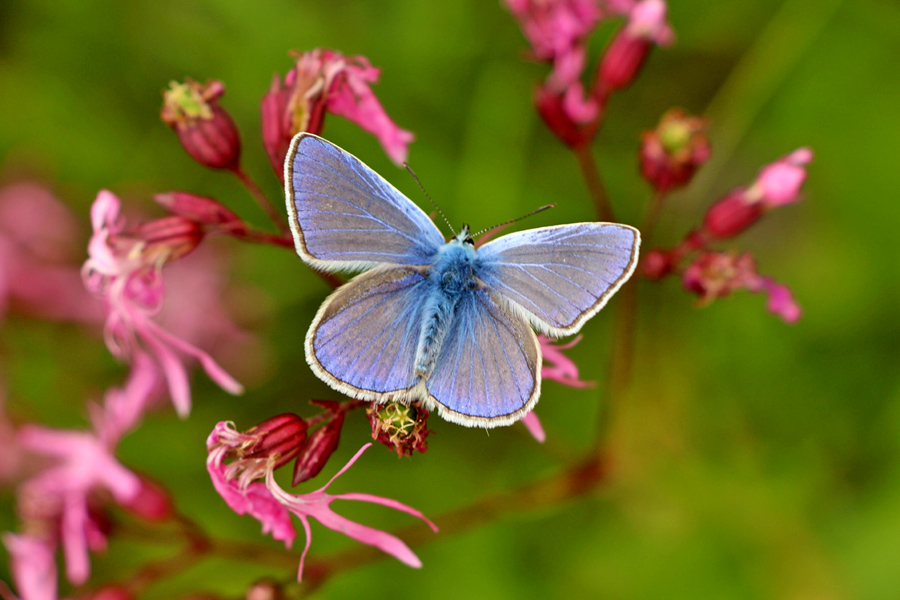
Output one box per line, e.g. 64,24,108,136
641,141,812,322
507,0,673,147
206,419,437,581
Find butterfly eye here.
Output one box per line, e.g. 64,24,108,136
465,236,474,246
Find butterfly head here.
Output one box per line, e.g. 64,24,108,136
454,224,475,247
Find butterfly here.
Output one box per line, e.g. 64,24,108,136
284,133,640,428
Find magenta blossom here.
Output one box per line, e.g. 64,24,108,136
262,48,414,177
540,334,593,388
207,423,437,581
82,190,243,416
750,147,813,206
682,251,801,323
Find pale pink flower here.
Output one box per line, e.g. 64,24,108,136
539,334,593,388
16,424,142,585
207,422,437,581
262,49,414,176
1,533,58,600
82,190,243,416
0,182,102,324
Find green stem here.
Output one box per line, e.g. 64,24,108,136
233,166,290,232
574,144,614,222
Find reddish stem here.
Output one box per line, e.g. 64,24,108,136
232,166,290,232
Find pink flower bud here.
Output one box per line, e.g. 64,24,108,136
120,475,174,522
366,400,431,458
640,109,710,192
154,192,246,232
132,216,205,262
292,409,344,486
702,189,764,239
596,0,673,95
161,79,242,171
752,147,813,206
642,248,674,279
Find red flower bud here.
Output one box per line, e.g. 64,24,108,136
120,475,174,522
702,189,764,239
154,192,246,233
131,215,205,262
535,85,597,149
241,413,309,469
161,79,241,171
642,248,673,279
640,109,710,192
292,410,344,486
595,0,673,97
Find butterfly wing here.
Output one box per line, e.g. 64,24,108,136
476,223,640,336
285,133,445,272
423,288,541,428
306,266,431,399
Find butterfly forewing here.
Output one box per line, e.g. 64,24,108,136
476,223,640,336
285,134,444,271
425,288,541,427
307,266,430,399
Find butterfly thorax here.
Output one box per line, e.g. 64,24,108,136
413,233,479,381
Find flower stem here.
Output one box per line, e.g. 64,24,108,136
299,453,611,594
232,166,290,232
574,143,614,222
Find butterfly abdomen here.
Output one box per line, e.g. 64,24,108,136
413,240,478,380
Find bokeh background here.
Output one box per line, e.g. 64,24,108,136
2,0,899,598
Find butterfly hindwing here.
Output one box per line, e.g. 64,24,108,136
306,266,430,399
476,223,640,336
424,288,541,427
285,134,445,271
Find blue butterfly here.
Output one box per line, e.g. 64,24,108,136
284,133,640,428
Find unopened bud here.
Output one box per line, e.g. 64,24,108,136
161,79,242,171
120,475,173,522
596,0,673,96
154,192,246,233
292,410,344,486
702,189,764,239
132,216,205,262
642,248,674,279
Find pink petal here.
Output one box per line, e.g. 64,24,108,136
334,492,439,533
61,495,91,585
304,503,424,569
2,533,58,600
521,411,546,443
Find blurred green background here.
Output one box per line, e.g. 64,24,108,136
2,0,899,598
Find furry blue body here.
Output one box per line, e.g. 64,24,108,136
414,228,480,379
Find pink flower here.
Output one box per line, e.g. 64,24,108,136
682,251,802,323
261,49,414,178
1,533,58,600
0,182,102,324
639,109,710,193
15,424,143,585
539,334,593,388
82,190,243,416
207,422,437,581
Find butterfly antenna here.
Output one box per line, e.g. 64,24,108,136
404,162,454,235
471,204,557,238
